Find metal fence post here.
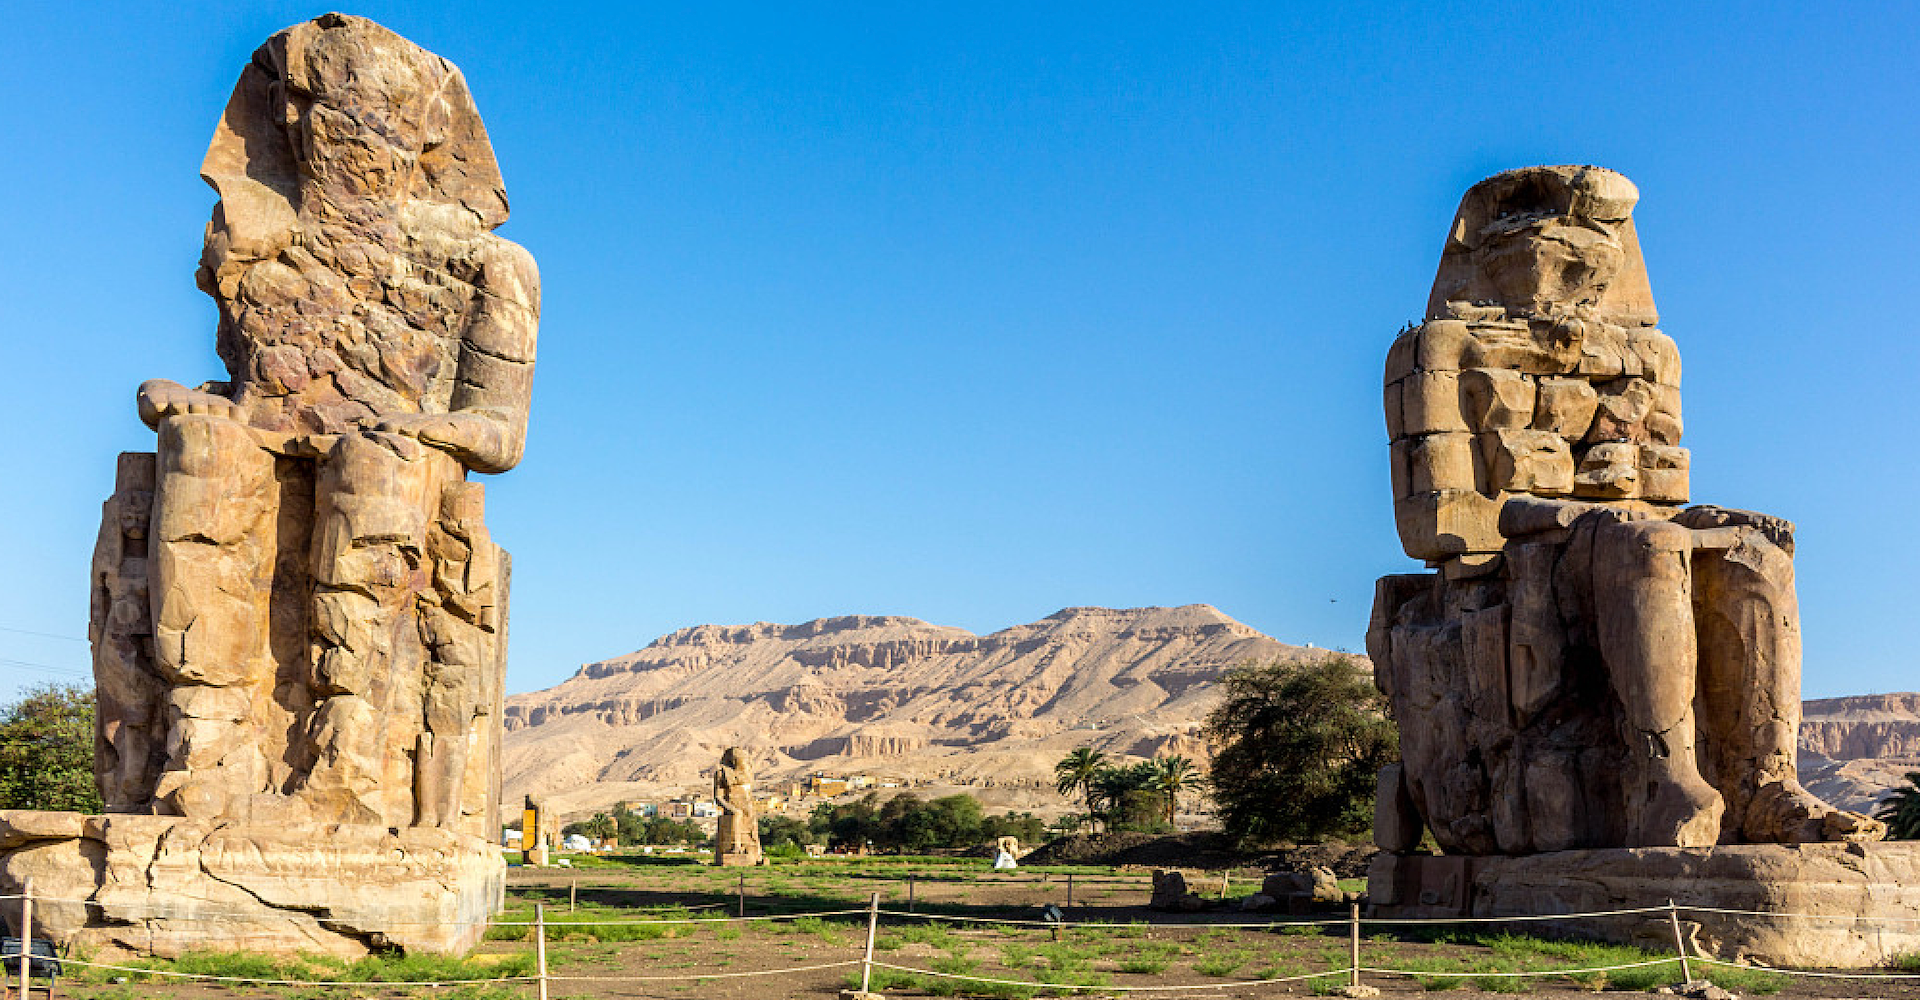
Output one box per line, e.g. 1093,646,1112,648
739,872,747,918
1066,872,1074,909
569,879,577,913
859,890,880,993
1667,899,1693,985
1348,900,1361,990
18,879,33,1000
535,901,550,1000
907,874,915,913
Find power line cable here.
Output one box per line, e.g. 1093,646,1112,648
0,657,90,678
0,625,87,642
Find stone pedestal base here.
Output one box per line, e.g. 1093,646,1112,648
715,851,763,867
0,811,504,959
1368,843,1920,967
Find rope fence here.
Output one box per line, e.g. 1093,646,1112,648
11,878,1920,995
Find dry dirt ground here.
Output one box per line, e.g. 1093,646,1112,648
40,856,1920,1000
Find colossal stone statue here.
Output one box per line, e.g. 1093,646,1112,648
1369,165,1877,855
2,13,532,958
1365,167,1920,967
713,748,763,866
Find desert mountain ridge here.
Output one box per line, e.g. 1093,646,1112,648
501,605,1918,827
501,604,1351,823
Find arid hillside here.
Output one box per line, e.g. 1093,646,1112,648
502,605,1352,823
501,606,1917,826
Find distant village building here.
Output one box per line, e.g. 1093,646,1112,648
807,775,851,797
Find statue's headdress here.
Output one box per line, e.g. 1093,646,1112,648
200,12,509,233
1426,165,1657,327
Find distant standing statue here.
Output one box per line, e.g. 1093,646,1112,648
0,13,531,959
1369,165,1880,854
714,748,763,866
993,835,1019,869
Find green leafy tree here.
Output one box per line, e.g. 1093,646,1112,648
1149,755,1202,825
981,810,1047,845
810,793,883,849
758,814,813,849
808,792,1038,852
1090,761,1170,832
0,684,103,814
1203,656,1397,845
612,804,648,845
1875,773,1920,840
1053,747,1107,830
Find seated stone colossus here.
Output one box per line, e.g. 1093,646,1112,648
92,13,535,835
0,14,537,958
1367,165,1881,855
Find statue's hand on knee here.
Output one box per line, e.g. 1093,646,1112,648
1676,504,1796,555
138,379,241,429
373,411,512,473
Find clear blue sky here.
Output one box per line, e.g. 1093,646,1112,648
2,2,1914,702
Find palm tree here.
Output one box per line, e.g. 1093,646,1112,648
1875,772,1920,840
1150,755,1202,826
1054,747,1107,831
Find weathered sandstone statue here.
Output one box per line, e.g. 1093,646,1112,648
713,748,762,866
1,13,534,957
1369,164,1877,855
1366,167,1917,966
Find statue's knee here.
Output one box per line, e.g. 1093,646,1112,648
1600,518,1694,559
160,413,259,477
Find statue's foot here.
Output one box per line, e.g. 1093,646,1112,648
1745,779,1886,843
1635,774,1725,848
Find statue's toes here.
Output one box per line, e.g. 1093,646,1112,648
1824,810,1888,843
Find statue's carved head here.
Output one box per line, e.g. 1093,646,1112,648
721,747,748,771
200,12,509,255
1427,165,1657,327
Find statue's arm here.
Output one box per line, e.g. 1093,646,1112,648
376,239,540,473
1498,495,1598,538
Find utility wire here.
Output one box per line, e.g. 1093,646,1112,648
0,625,87,642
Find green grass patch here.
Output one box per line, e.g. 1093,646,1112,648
90,948,534,999
790,915,852,946
1193,948,1252,977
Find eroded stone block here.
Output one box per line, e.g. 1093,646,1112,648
1476,430,1573,495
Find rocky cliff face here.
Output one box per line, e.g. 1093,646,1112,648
1795,694,1920,814
1800,694,1920,759
501,605,1351,822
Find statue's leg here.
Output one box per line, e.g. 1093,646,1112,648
303,431,455,827
148,415,278,818
1694,529,1885,842
1592,517,1724,847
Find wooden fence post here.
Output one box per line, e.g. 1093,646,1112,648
1348,900,1361,990
859,891,880,994
535,901,550,1000
17,879,33,1000
1668,900,1693,985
